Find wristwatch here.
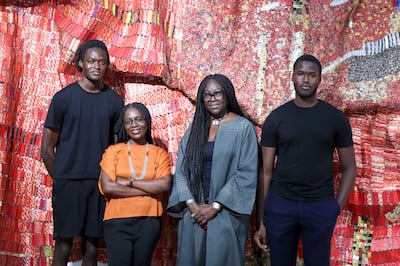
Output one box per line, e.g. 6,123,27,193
211,202,222,212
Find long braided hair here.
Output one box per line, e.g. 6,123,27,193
182,74,243,201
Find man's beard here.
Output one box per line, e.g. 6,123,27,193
295,87,317,100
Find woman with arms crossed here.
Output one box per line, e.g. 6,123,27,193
99,102,172,266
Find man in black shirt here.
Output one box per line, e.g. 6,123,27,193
41,39,123,266
254,54,356,265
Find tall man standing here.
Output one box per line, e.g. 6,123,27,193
254,54,356,265
41,39,123,266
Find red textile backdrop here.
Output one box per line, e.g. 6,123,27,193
0,0,399,265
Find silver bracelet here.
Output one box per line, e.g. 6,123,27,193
186,199,195,206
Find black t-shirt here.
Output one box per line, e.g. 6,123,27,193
261,100,353,201
44,82,123,180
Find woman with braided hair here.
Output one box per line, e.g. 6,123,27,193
167,74,258,266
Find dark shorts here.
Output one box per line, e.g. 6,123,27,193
52,179,105,239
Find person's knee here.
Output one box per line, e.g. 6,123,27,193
53,238,73,265
81,237,98,264
55,238,73,255
84,244,97,257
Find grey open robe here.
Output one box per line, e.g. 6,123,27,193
167,116,258,266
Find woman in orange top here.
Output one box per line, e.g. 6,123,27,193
99,102,172,266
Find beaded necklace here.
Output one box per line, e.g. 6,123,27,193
127,140,149,181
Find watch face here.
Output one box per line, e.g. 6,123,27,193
212,202,221,211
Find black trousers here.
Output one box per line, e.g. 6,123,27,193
103,216,161,266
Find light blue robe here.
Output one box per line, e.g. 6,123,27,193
167,116,258,266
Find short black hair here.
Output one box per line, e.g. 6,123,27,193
293,54,322,75
74,39,110,72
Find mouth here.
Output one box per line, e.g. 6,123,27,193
129,129,142,134
301,85,311,90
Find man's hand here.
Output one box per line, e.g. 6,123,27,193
253,223,268,251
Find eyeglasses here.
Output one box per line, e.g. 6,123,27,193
203,90,224,101
124,116,146,126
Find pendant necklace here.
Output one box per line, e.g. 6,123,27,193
212,112,229,126
127,140,149,181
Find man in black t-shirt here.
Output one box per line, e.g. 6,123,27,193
254,54,356,265
41,39,123,265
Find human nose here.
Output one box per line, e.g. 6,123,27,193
209,94,217,100
125,120,137,127
92,61,101,69
129,120,140,126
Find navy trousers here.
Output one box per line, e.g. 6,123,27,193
264,192,340,266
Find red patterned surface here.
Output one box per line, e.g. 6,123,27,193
0,1,399,265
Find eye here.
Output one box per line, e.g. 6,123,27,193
135,116,145,123
124,119,133,126
203,92,212,100
215,90,224,96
